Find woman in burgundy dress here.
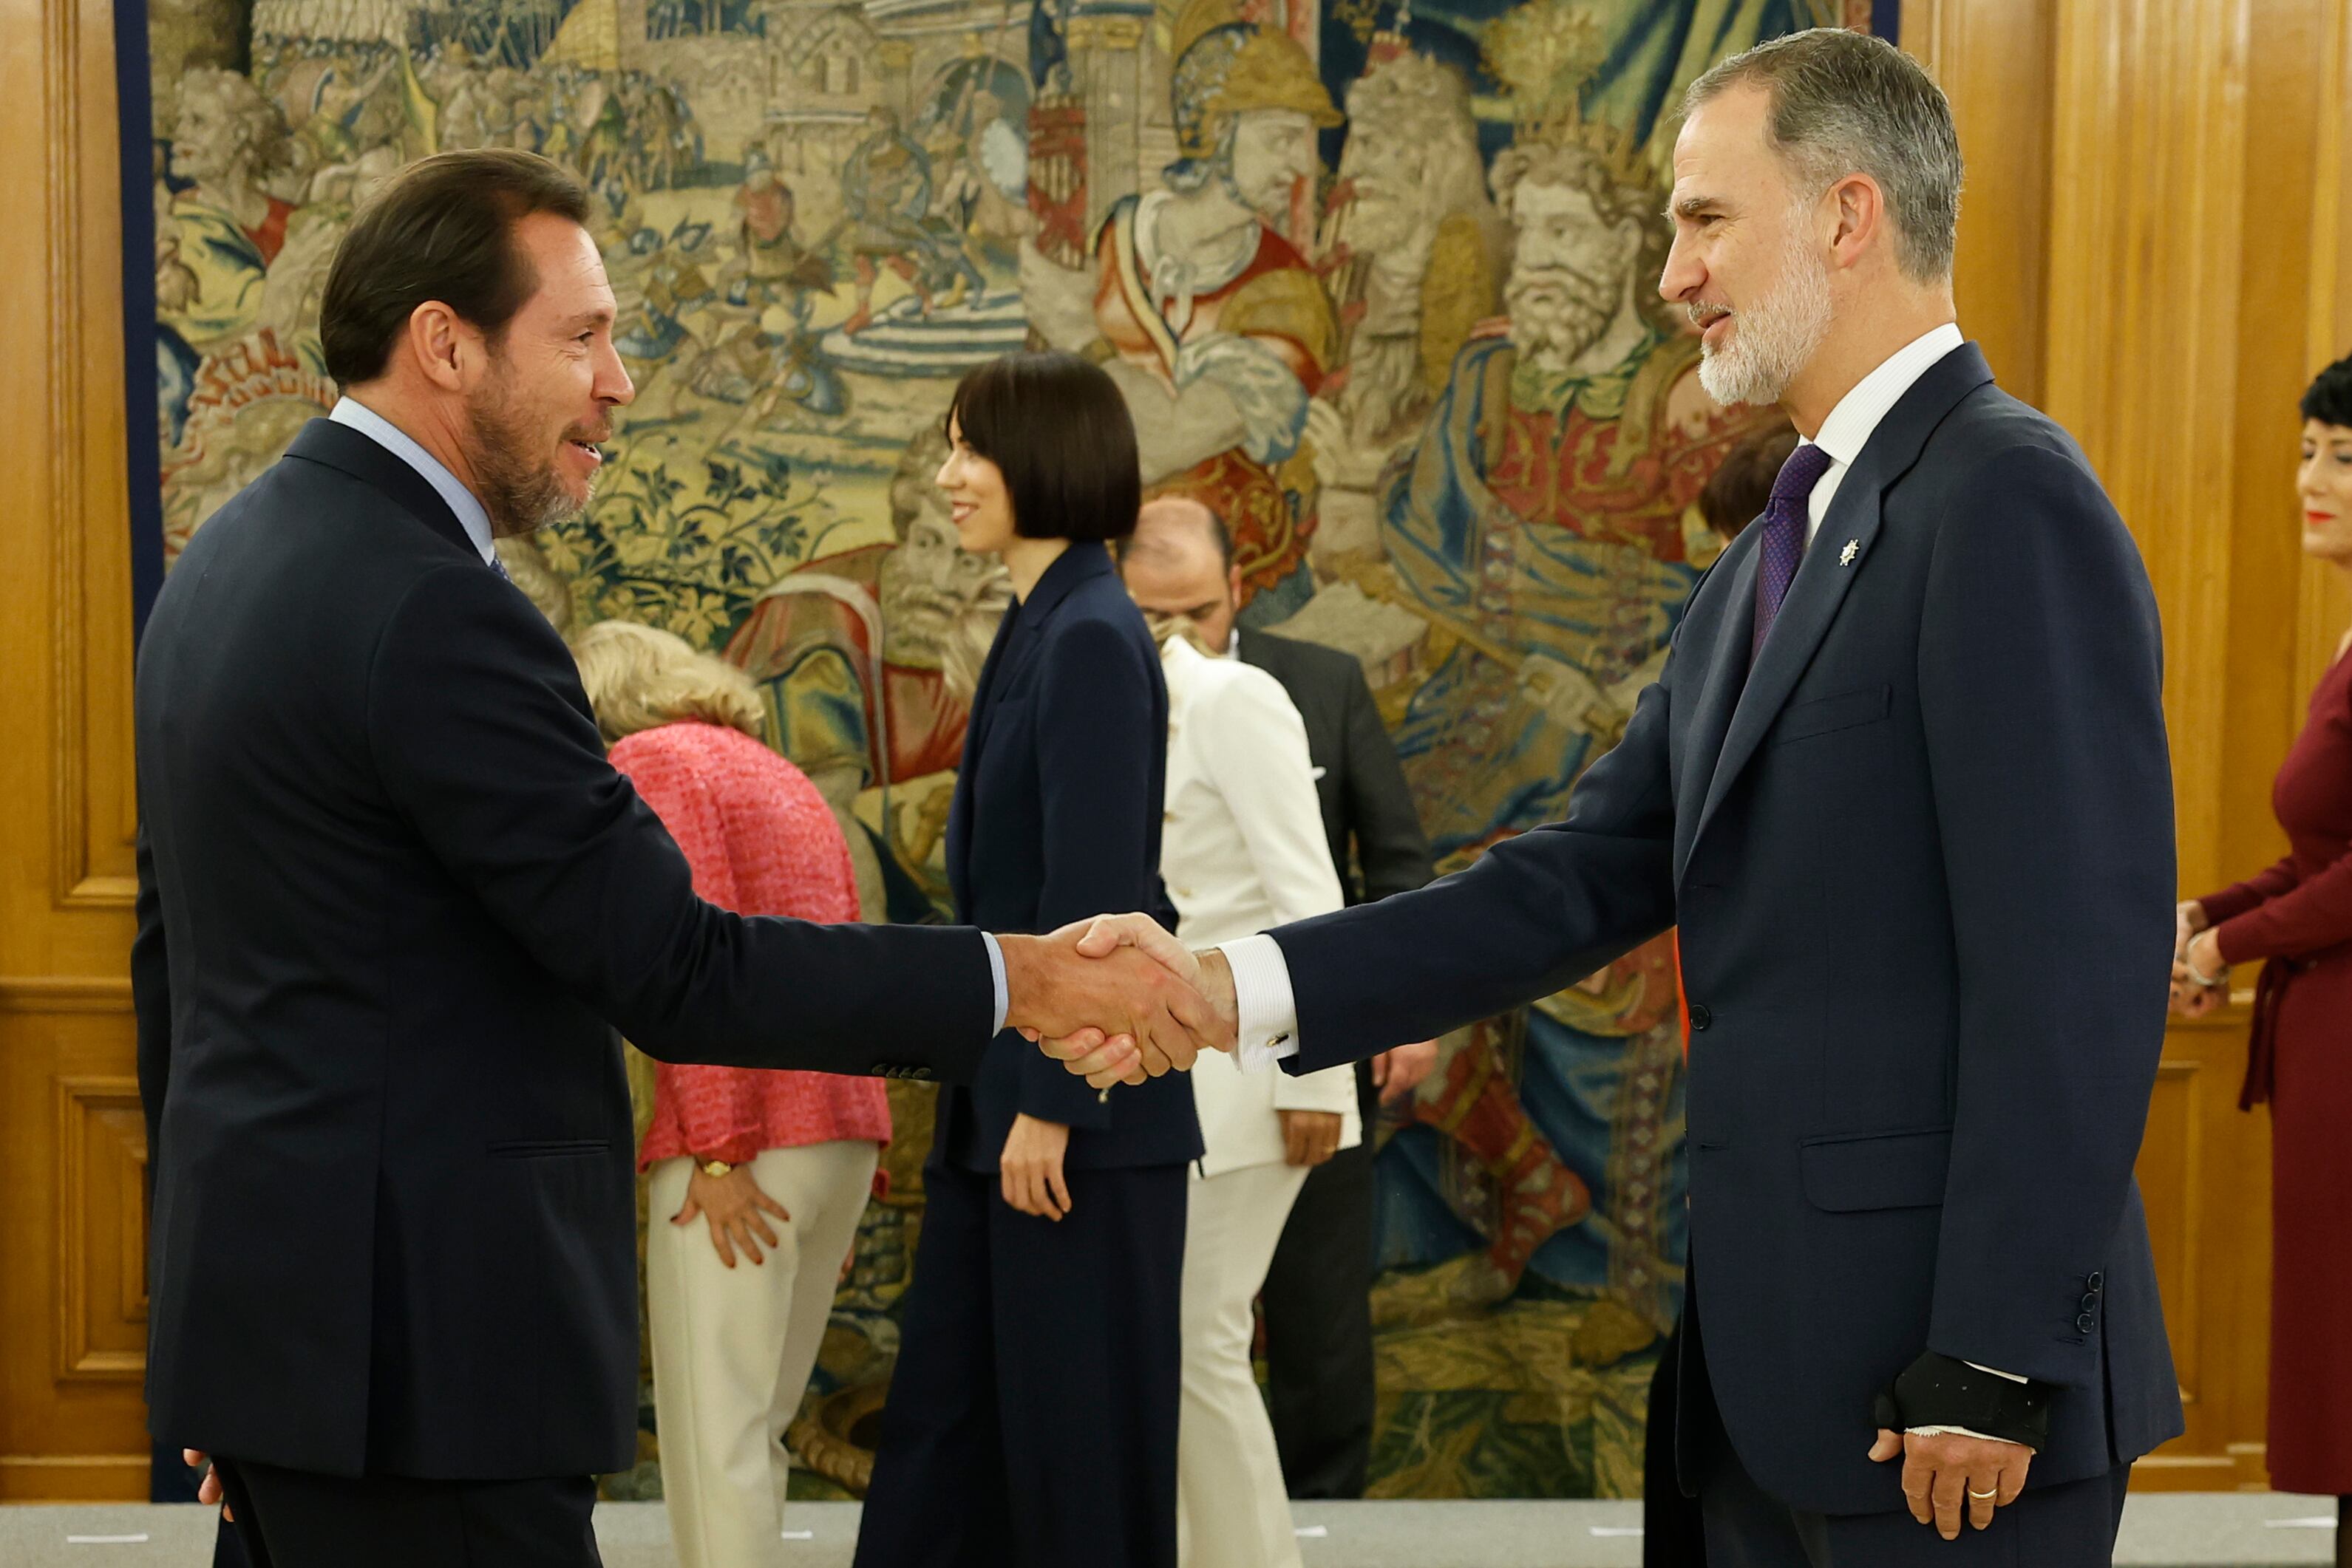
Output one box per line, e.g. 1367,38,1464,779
2175,354,2352,1553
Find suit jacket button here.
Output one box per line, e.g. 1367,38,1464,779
2076,1312,2097,1333
2087,1272,2104,1291
2081,1292,2100,1311
1688,1004,1713,1031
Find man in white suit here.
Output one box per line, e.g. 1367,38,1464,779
1130,567,1363,1568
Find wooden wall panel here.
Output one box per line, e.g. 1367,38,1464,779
2043,0,2253,900
1906,0,2058,406
54,1076,149,1383
2305,0,2352,691
0,0,148,1503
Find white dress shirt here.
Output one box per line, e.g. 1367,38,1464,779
1799,322,1965,545
324,397,1027,1030
1159,635,1359,1176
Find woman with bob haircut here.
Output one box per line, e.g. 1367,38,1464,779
854,352,1200,1568
569,618,890,1568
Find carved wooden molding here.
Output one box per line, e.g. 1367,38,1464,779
0,976,133,1012
53,1075,148,1382
45,0,135,913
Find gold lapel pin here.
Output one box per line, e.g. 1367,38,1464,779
1838,539,1860,566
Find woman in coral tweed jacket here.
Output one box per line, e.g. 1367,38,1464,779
575,619,886,1568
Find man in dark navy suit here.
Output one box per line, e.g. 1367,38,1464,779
135,150,1200,1568
1052,29,2181,1567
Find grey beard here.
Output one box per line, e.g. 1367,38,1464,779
1695,252,1832,407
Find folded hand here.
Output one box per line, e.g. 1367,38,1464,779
1372,1039,1440,1105
1869,1428,2030,1539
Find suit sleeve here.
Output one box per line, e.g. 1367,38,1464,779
1267,658,1680,1072
132,821,171,1164
1337,661,1436,901
2196,855,2300,924
2202,678,2352,960
1016,613,1165,1125
365,565,995,1083
2212,853,2352,963
1194,669,1356,1114
1915,445,2175,1388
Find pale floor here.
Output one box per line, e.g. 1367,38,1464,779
0,1496,2338,1567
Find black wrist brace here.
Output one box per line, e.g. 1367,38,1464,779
1872,1351,2053,1450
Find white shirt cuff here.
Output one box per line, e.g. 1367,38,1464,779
1907,1426,2025,1447
1215,933,1299,1070
980,931,1008,1035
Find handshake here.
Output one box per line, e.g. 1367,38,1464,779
996,914,1241,1087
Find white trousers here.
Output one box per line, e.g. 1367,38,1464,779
1177,1159,1311,1568
647,1141,879,1568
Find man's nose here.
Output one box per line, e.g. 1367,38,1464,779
1658,235,1702,304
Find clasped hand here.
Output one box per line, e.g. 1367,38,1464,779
999,914,1238,1087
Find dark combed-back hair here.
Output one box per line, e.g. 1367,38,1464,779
2301,354,2352,428
945,352,1142,542
320,149,591,388
1699,420,1803,540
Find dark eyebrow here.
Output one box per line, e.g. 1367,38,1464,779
1670,194,1724,220
562,307,616,332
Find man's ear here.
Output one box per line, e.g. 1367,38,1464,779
1227,564,1245,608
404,300,473,395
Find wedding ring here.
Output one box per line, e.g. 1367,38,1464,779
1968,1488,1999,1501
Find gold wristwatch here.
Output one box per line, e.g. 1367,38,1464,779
700,1159,733,1179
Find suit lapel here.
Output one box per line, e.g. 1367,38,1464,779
1673,536,1760,883
946,601,1021,917
1687,343,1997,862
943,543,1112,916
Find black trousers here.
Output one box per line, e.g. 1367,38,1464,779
1260,1060,1378,1499
854,1161,1187,1568
1643,1310,1709,1567
1699,1436,2130,1568
1679,1281,2128,1568
211,1458,599,1568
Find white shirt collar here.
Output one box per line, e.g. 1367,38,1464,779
1808,322,1965,469
328,397,499,567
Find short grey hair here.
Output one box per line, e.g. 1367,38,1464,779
1683,28,1962,282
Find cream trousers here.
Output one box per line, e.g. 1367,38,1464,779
647,1140,879,1568
1178,1159,1312,1568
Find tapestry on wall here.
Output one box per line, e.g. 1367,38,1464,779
145,0,1865,1499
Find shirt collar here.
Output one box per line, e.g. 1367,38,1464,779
1809,322,1966,469
328,397,498,567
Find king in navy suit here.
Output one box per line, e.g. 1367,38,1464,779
1057,33,2181,1568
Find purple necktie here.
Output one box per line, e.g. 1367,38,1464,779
1751,440,1836,664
